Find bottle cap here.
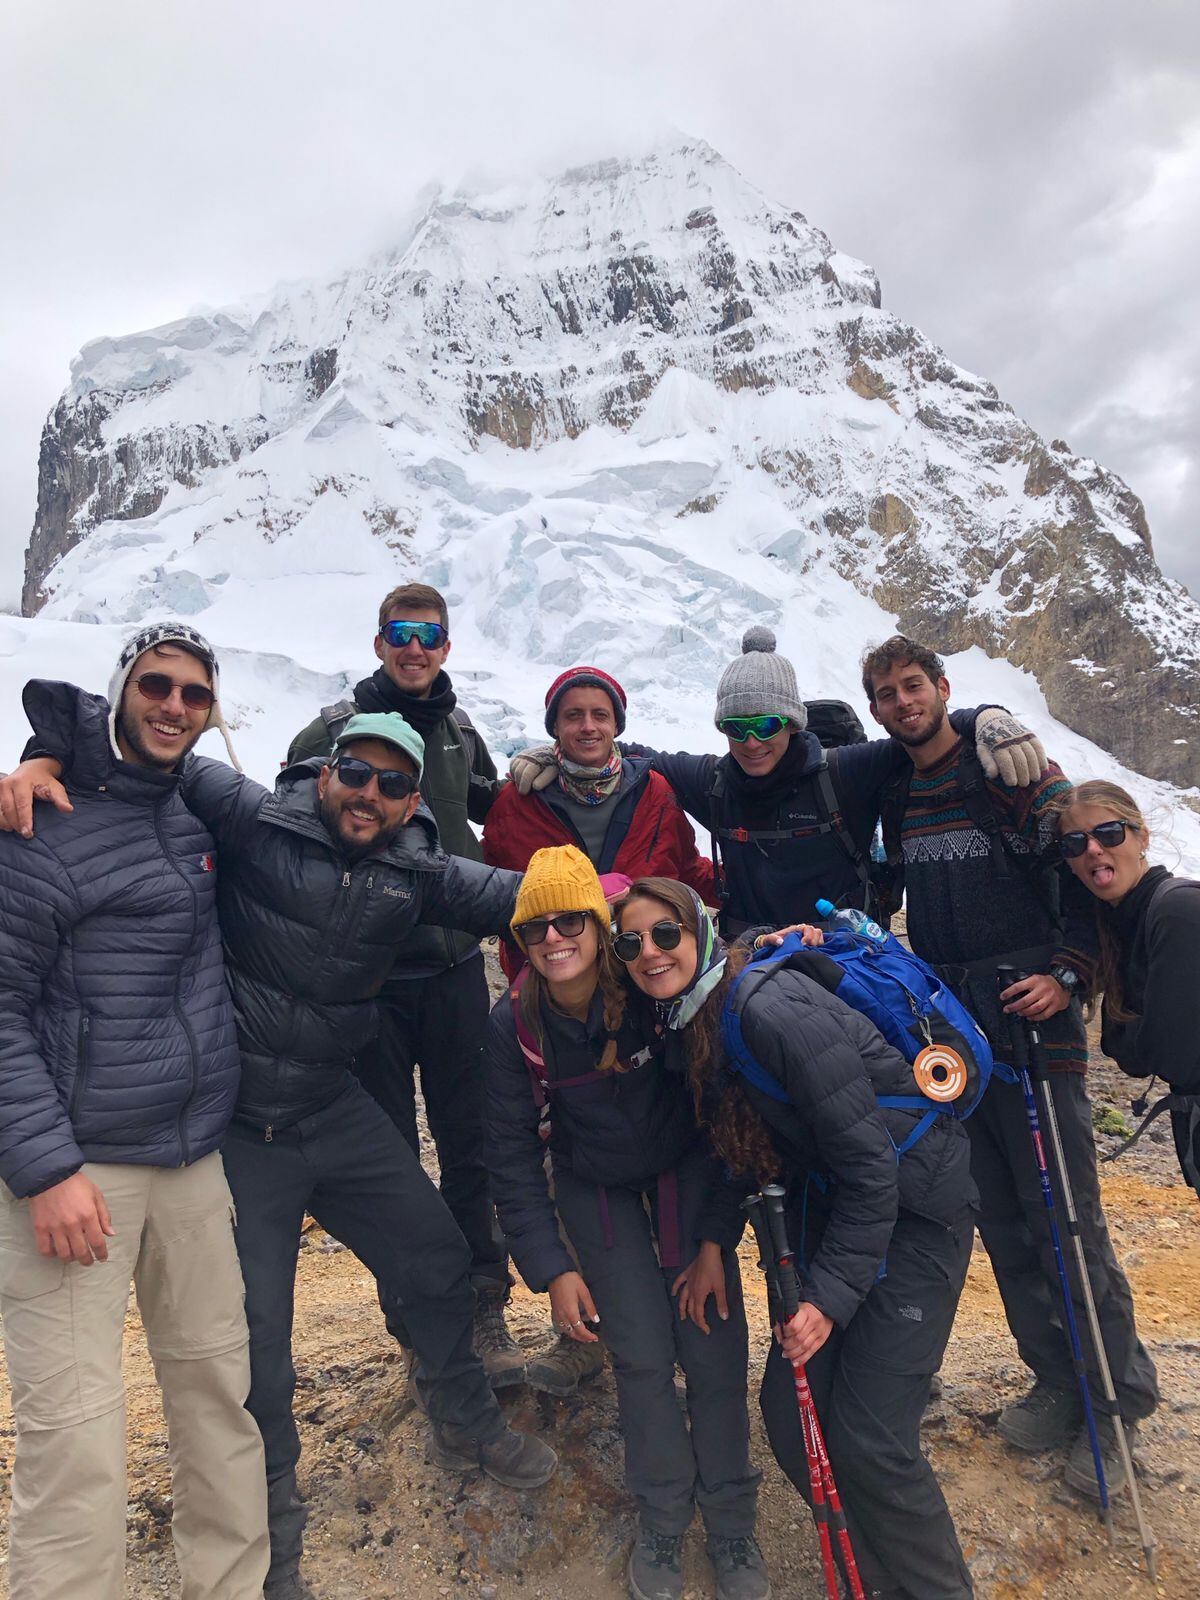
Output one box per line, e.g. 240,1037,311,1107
815,898,836,918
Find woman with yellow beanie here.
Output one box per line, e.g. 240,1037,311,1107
485,846,768,1600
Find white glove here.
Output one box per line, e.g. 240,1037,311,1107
509,744,559,795
974,708,1048,789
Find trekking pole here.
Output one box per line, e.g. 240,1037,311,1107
743,1189,865,1600
1019,992,1158,1583
995,966,1115,1539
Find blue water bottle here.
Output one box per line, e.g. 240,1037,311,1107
814,898,888,947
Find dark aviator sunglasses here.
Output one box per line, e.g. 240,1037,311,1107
517,911,589,946
613,920,684,964
133,672,215,712
1059,819,1138,860
381,619,449,650
333,755,418,801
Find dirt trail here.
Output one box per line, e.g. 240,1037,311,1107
1,1047,1197,1598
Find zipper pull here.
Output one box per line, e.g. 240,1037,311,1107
264,1125,273,1143
82,1017,90,1036
342,871,351,888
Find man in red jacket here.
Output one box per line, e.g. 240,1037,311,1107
484,666,714,984
482,666,715,1400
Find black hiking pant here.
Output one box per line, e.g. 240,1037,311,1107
761,1209,975,1600
222,1080,504,1587
353,954,510,1316
554,1147,761,1539
967,1069,1159,1421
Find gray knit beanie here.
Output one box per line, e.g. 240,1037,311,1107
713,626,808,730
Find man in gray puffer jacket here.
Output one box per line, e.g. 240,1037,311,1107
5,693,556,1600
0,623,270,1600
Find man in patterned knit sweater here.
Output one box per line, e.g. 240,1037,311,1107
861,635,1158,1500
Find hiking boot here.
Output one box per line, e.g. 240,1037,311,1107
473,1282,526,1390
706,1533,772,1599
526,1331,605,1396
430,1420,558,1489
997,1381,1082,1452
1064,1415,1138,1500
628,1531,684,1600
263,1574,319,1600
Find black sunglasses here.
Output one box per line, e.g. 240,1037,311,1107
333,755,418,801
1059,819,1138,860
517,911,588,946
380,619,449,650
132,672,215,712
613,920,684,963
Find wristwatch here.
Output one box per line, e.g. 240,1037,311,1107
1049,964,1081,995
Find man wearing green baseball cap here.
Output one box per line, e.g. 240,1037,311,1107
1,690,556,1600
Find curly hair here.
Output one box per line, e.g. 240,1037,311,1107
1055,779,1149,1023
518,913,627,1071
619,878,781,1181
859,634,946,705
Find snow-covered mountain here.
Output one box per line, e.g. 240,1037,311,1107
10,137,1200,865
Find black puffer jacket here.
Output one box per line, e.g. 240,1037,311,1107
695,965,975,1328
182,759,520,1128
24,681,522,1132
486,988,704,1291
1103,867,1200,1094
0,684,240,1198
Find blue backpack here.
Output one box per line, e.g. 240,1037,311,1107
721,929,1009,1155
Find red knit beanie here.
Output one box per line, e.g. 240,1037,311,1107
543,666,628,736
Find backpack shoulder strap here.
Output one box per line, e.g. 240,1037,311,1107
817,753,872,902
319,698,358,739
707,762,728,904
720,940,808,1104
956,742,1060,923
451,705,479,765
509,970,549,1109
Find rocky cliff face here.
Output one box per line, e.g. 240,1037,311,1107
23,139,1199,786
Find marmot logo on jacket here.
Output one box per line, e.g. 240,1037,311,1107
381,884,413,900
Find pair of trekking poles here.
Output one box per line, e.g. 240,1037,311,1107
995,965,1157,1581
744,968,1158,1597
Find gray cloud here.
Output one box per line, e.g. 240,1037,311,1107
1,0,1197,604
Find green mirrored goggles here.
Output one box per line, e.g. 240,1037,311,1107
718,714,788,743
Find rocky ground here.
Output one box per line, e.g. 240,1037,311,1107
1,976,1197,1599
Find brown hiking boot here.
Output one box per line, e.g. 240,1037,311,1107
474,1282,526,1390
527,1332,605,1397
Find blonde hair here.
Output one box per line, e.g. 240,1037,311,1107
1057,779,1148,1020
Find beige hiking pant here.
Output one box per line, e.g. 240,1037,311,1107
0,1153,270,1600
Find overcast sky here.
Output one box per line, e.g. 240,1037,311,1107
2,1,1197,612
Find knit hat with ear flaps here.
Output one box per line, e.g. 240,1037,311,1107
713,625,807,731
107,622,242,771
511,844,613,950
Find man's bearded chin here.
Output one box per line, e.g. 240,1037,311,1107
116,708,199,770
319,792,403,861
897,698,947,748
